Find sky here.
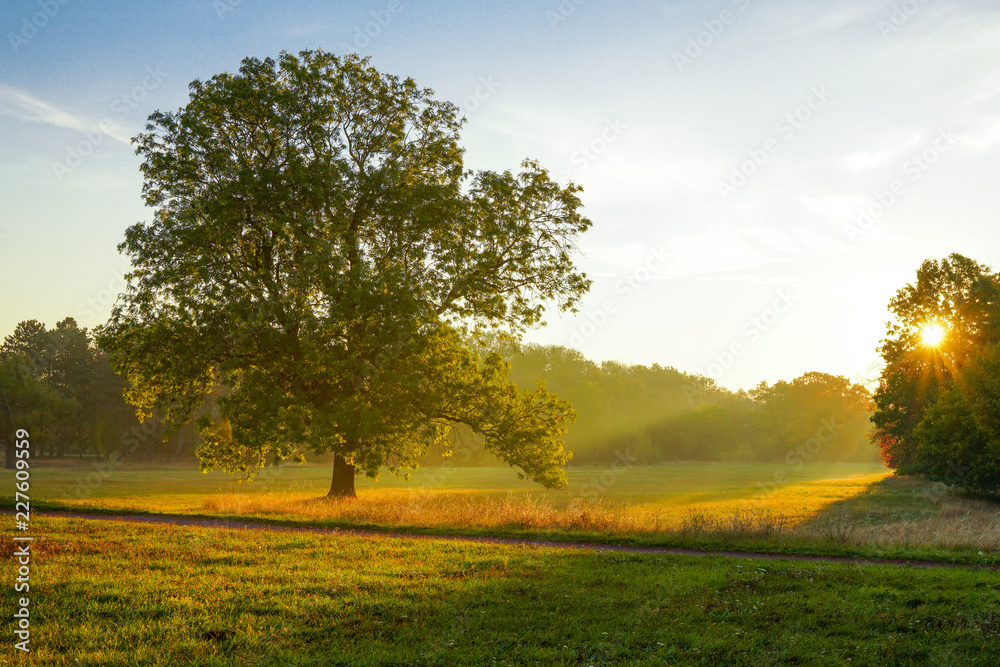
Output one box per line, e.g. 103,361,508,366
2,0,999,391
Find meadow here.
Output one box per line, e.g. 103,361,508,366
3,514,999,666
10,460,1000,563
4,461,1000,664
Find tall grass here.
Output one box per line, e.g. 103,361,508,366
200,479,1000,553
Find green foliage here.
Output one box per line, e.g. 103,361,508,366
914,388,995,489
0,318,136,465
872,254,1000,470
0,352,69,465
749,372,873,463
872,254,1000,494
913,344,1000,492
98,50,590,491
503,344,876,466
650,404,745,461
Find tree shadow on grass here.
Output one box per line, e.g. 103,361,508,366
799,474,1000,544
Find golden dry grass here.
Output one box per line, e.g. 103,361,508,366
17,461,1000,555
200,475,1000,553
815,494,1000,551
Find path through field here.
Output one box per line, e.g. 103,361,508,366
32,510,991,570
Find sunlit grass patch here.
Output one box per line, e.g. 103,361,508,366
9,461,1000,561
6,515,1000,666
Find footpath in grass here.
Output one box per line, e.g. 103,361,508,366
6,461,1000,565
3,516,1000,666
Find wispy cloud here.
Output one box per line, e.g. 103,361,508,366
776,1,890,37
0,85,131,145
0,85,86,131
839,129,926,171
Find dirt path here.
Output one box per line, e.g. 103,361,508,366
29,510,992,569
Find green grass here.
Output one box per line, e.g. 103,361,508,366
15,459,887,511
4,515,999,666
14,459,890,531
8,460,1000,564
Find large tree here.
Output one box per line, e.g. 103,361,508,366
871,254,1000,473
98,50,591,497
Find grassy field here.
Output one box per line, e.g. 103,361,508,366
6,460,1000,563
18,459,888,514
4,515,1000,666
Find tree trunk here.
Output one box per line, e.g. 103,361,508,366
327,455,357,498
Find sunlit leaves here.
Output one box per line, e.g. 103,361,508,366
872,254,1000,485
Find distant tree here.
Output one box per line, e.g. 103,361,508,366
650,403,744,461
0,320,49,375
0,353,70,468
1,319,84,458
98,51,591,497
88,350,141,460
501,344,876,466
751,373,874,464
1,318,141,461
45,318,101,456
504,345,733,465
872,254,1000,471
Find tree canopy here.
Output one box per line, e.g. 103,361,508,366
98,50,592,496
872,253,1000,493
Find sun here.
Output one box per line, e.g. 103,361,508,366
920,322,946,347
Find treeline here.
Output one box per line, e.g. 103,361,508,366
0,318,194,468
503,344,877,466
1,318,877,470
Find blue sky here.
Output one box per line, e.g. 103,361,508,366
2,0,1000,390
